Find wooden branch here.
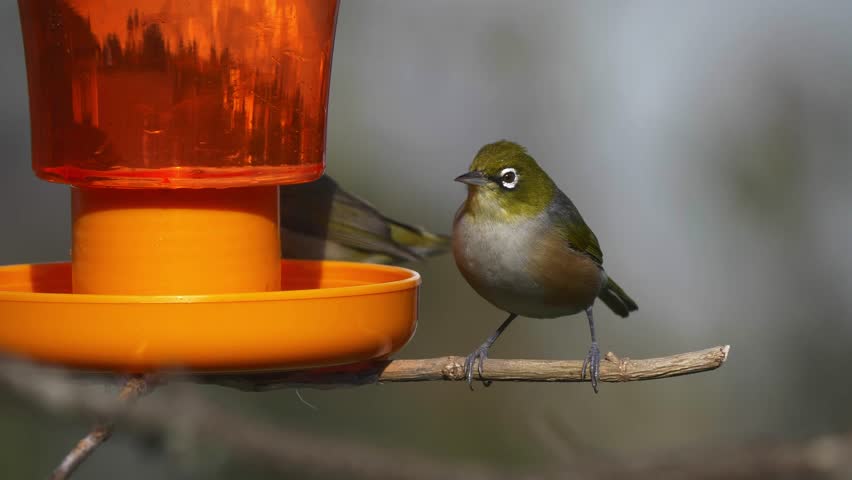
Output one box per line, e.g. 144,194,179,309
49,375,155,480
0,345,729,480
4,344,852,480
194,345,731,391
0,361,514,480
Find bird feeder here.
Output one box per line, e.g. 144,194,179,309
0,0,419,372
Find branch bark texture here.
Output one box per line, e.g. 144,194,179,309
0,345,731,480
195,345,730,391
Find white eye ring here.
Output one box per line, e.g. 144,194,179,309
499,167,519,189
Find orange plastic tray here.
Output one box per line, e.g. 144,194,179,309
0,260,419,372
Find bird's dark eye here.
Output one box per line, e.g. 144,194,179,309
499,167,519,189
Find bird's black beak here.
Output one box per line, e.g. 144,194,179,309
454,171,490,186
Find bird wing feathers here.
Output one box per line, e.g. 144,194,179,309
549,190,604,266
279,175,450,264
548,190,638,317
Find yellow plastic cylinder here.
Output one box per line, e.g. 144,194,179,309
72,186,281,295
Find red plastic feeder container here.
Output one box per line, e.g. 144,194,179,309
0,0,420,372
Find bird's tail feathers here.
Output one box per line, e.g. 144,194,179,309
386,218,452,260
598,276,638,318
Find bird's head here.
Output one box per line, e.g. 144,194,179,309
455,140,555,220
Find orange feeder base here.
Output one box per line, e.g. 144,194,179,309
72,186,281,295
0,186,420,372
0,260,419,372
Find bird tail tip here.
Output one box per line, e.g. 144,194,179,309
599,276,637,318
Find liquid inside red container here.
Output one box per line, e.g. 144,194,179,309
19,0,338,188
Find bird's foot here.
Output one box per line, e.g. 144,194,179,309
581,341,601,393
464,344,493,390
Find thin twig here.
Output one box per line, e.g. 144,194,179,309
193,345,731,391
48,375,154,480
3,346,852,480
0,345,729,480
0,361,520,480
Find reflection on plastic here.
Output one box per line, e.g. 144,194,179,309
19,0,339,188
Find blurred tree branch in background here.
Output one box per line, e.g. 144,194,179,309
0,359,510,480
0,346,734,480
49,376,155,480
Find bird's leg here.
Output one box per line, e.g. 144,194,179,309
581,307,601,393
465,313,517,390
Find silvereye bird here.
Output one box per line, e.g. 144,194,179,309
280,175,451,265
453,141,637,392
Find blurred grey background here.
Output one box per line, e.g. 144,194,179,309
3,0,852,478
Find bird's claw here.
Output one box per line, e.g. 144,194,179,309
464,345,492,390
581,341,601,393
